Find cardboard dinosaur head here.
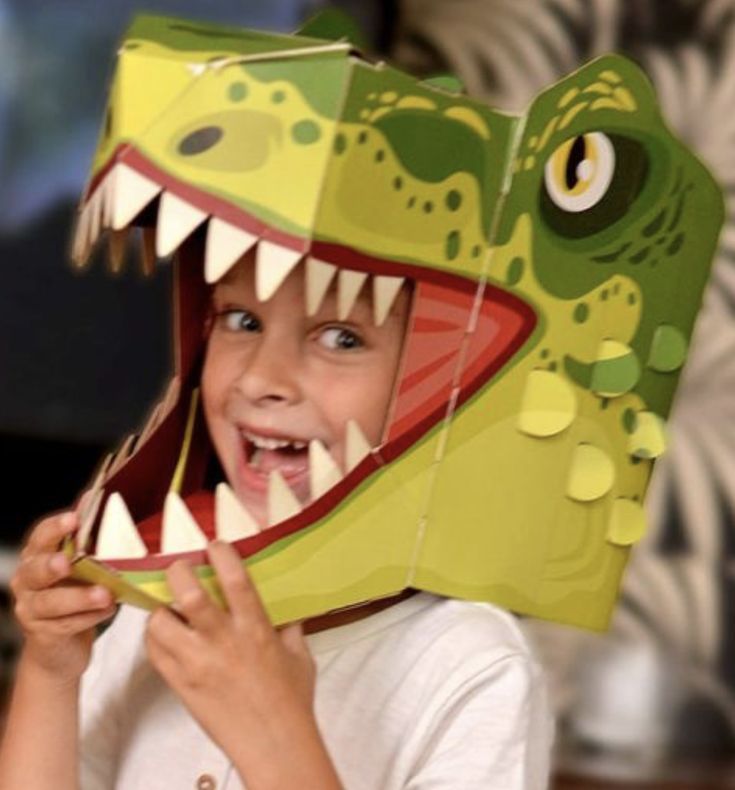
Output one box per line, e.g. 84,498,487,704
67,12,723,630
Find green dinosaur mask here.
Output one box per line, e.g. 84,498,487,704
66,12,723,630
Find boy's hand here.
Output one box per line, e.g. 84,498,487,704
10,508,117,684
145,542,341,787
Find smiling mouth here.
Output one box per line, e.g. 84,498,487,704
71,145,537,571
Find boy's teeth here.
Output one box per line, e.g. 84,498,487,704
337,268,368,320
205,217,258,283
345,419,372,473
309,439,342,500
161,491,208,553
215,482,261,540
305,256,337,316
95,493,148,559
108,163,162,231
155,191,208,258
255,240,303,301
243,431,306,451
268,470,301,525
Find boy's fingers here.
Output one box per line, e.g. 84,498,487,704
165,560,225,633
207,541,269,626
42,605,118,636
29,585,112,621
26,512,77,553
17,552,72,592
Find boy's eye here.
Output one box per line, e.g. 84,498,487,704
318,326,364,351
220,309,261,333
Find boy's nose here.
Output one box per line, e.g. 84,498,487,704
232,335,302,406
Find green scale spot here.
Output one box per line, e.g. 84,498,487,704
407,196,416,208
627,293,637,305
271,90,286,104
506,256,524,286
358,131,368,144
228,82,248,102
648,324,688,372
445,190,462,211
573,303,589,323
471,244,481,258
540,348,550,359
446,230,461,260
423,201,434,213
333,133,347,154
600,289,609,301
375,150,385,163
292,120,321,145
393,176,403,190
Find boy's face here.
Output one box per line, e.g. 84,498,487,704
201,252,411,528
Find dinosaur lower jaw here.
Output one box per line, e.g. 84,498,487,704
73,147,538,571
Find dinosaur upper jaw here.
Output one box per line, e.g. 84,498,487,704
72,147,537,571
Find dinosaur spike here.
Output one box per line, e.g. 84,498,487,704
155,191,207,258
88,185,104,251
255,240,303,301
337,269,368,320
76,487,105,553
215,483,261,540
345,420,372,473
309,440,342,500
305,257,337,316
373,275,405,325
267,470,301,526
205,218,258,283
95,493,148,560
71,202,93,268
140,226,157,277
109,163,162,231
108,228,128,274
161,491,208,553
106,434,137,478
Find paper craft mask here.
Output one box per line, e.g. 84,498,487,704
66,12,723,630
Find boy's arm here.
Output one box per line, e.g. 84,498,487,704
0,655,81,789
145,541,344,790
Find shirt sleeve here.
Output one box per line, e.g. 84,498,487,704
403,652,555,790
78,606,148,790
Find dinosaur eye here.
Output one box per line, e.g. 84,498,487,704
540,132,648,238
544,132,614,213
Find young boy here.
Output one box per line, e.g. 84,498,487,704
0,247,553,788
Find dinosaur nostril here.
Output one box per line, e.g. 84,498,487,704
178,126,224,156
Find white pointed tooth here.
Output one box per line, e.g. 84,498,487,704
267,470,301,526
108,228,128,274
140,226,157,277
215,483,260,540
255,240,303,301
345,419,372,473
205,217,258,283
110,163,162,231
95,493,147,560
88,185,104,249
71,203,93,268
155,191,207,258
309,440,342,501
373,275,405,326
305,256,337,316
161,491,208,553
337,269,368,320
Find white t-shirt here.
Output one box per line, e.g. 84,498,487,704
80,593,554,789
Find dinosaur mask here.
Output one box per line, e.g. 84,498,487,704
65,12,723,630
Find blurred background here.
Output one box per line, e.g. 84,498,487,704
1,0,733,786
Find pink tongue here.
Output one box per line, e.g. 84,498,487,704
252,447,309,476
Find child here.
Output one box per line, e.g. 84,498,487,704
0,246,553,788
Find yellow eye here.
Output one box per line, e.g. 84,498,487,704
544,132,615,213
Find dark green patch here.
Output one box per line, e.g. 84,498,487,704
333,132,347,154
271,90,286,104
540,348,550,359
471,244,481,258
622,408,637,433
375,149,385,163
445,189,462,211
393,176,403,190
407,196,416,208
591,242,631,263
573,302,589,324
423,201,434,213
445,230,461,260
506,256,524,286
228,82,248,102
292,119,321,144
627,293,637,305
548,361,557,371
358,130,368,144
666,232,685,256
600,289,609,301
178,126,224,155
629,246,650,264
642,209,666,237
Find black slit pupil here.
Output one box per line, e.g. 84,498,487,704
565,136,586,190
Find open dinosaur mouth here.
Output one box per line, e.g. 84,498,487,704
72,147,537,571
